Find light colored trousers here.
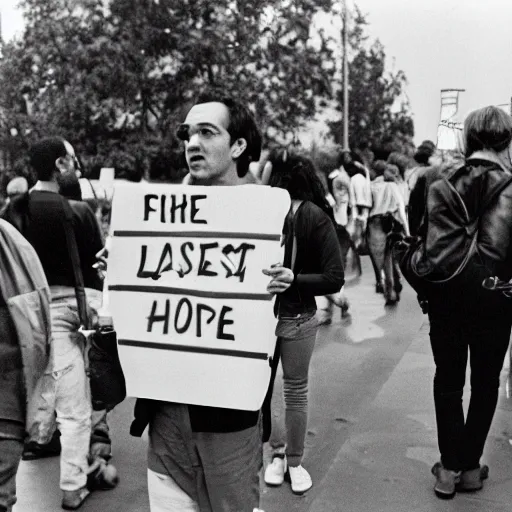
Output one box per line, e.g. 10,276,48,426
27,287,102,492
147,470,265,512
148,469,199,512
269,312,318,467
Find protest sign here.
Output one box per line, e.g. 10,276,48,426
107,182,290,410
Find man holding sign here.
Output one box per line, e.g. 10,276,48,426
113,92,293,512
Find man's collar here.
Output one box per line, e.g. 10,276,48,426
31,181,59,193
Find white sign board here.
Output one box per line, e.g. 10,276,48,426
108,183,290,410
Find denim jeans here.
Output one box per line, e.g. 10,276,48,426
428,292,512,471
269,312,318,467
0,438,24,512
27,286,102,492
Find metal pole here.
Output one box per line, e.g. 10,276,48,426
342,0,349,151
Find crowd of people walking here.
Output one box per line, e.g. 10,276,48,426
1,93,511,512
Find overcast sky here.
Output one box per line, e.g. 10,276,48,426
353,0,512,144
2,0,512,145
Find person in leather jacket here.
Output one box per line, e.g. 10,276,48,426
416,106,512,499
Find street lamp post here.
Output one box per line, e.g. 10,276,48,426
341,0,349,152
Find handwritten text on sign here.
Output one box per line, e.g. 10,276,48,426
108,183,290,410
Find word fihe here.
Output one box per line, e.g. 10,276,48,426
144,194,207,224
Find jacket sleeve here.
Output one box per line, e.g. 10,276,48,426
408,172,427,237
295,207,344,296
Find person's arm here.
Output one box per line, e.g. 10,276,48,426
294,208,344,296
408,172,428,237
392,184,410,236
74,202,105,290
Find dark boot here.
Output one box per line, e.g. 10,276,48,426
22,430,61,461
456,465,489,492
432,462,460,499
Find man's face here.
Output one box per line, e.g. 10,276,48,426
178,102,238,185
60,140,81,176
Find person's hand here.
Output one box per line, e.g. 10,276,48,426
93,247,109,280
262,263,294,295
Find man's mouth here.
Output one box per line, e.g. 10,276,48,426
189,155,204,163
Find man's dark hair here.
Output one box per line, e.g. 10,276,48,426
195,90,262,177
372,160,387,177
29,137,68,181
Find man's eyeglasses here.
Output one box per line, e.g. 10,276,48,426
68,154,81,171
176,124,220,142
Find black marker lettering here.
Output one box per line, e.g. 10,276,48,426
217,306,235,341
196,303,216,337
144,194,158,221
198,242,219,277
153,243,173,279
170,194,188,223
137,245,156,278
147,299,170,334
160,194,166,223
190,195,207,224
174,298,192,334
221,243,256,282
179,242,194,277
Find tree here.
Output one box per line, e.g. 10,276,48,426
0,0,338,182
329,6,414,154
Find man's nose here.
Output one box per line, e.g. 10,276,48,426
187,132,201,148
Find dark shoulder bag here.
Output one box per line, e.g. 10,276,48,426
60,196,126,412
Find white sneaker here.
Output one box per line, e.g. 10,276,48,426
288,465,312,494
264,456,287,486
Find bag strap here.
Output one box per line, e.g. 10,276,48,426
426,174,512,284
60,196,91,330
478,174,512,216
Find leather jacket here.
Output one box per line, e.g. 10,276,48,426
453,158,512,280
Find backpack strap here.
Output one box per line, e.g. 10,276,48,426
477,174,512,216
431,173,512,284
59,196,92,330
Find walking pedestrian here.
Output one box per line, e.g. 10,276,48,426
2,137,108,510
367,162,409,304
263,151,344,494
123,90,293,512
409,106,512,499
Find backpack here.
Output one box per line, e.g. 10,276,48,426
394,164,512,292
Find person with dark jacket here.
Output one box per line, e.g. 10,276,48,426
2,137,106,510
124,92,293,512
263,151,344,495
414,106,512,499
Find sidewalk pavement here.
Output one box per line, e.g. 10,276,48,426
308,319,512,512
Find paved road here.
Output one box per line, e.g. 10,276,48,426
14,257,430,511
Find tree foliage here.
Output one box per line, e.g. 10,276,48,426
0,0,336,181
329,6,414,154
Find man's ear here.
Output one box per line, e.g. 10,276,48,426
55,156,68,174
231,138,247,159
